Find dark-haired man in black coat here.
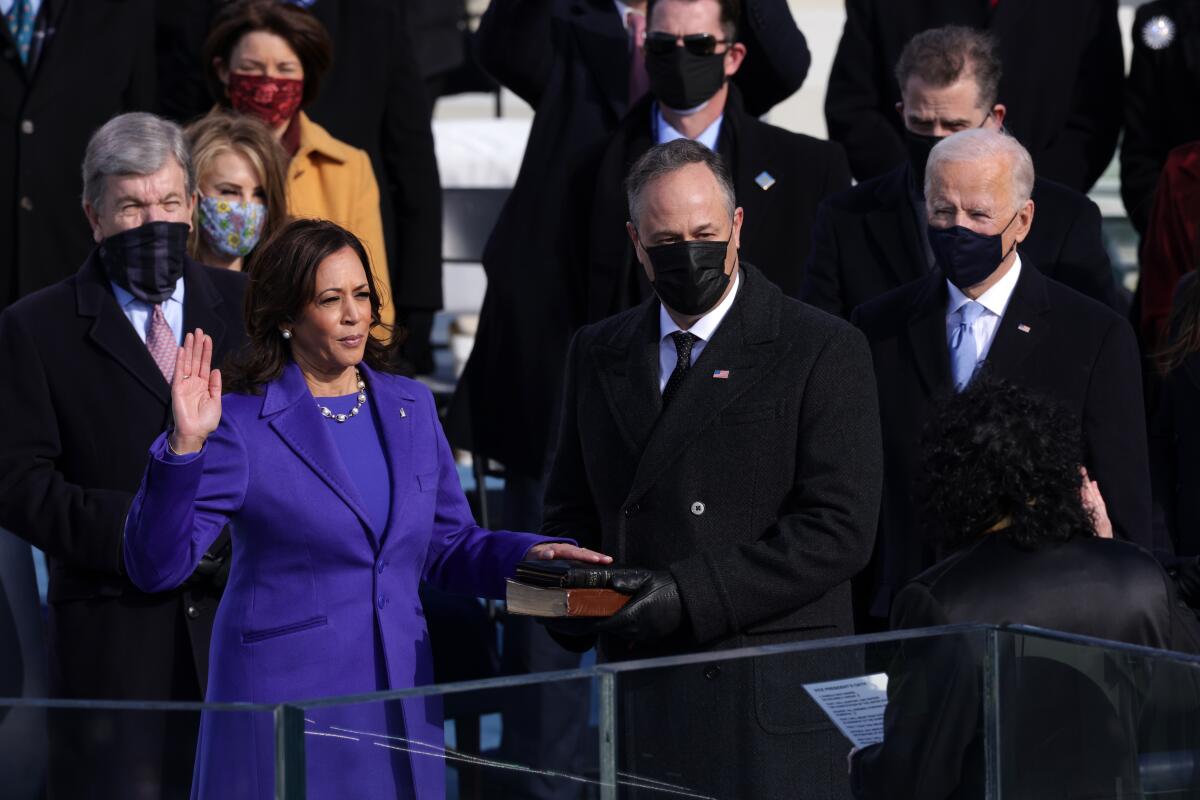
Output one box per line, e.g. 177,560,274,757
825,0,1123,192
804,25,1117,321
852,128,1150,627
544,139,882,799
586,0,849,321
0,113,246,799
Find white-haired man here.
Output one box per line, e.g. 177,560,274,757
0,112,247,798
852,128,1151,626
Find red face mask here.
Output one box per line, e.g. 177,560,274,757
227,73,304,128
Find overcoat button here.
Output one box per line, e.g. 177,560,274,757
20,119,34,135
690,501,705,516
185,605,200,619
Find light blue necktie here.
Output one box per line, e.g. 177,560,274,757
950,300,986,391
4,0,34,65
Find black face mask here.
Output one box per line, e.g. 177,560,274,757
905,131,943,189
644,239,732,316
928,211,1019,290
98,221,190,303
645,46,726,111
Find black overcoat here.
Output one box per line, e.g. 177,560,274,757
0,253,246,798
852,261,1152,621
801,162,1119,320
1,0,156,311
824,0,1123,191
542,264,883,798
585,88,851,322
1120,0,1200,236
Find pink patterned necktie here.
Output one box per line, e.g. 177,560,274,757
628,10,649,106
146,304,177,383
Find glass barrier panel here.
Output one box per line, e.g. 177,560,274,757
992,627,1200,799
0,699,274,800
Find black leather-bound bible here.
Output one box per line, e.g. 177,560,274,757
513,560,620,589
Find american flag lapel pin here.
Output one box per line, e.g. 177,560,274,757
712,369,731,380
1017,324,1031,333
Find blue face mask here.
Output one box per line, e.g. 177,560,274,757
928,211,1019,290
198,196,266,259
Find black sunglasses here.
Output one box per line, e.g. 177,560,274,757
644,31,734,57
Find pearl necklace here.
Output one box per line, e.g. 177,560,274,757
316,370,367,423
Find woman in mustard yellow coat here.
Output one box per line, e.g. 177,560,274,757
202,0,394,326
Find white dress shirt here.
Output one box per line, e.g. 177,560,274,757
653,104,724,149
0,0,44,16
945,254,1023,363
658,270,740,391
110,279,186,347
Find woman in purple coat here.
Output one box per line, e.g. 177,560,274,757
123,219,608,799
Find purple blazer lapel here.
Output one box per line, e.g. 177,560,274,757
358,364,418,547
263,362,377,546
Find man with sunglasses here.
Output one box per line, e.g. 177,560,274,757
802,26,1119,323
585,0,851,322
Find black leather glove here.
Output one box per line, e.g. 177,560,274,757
593,569,682,642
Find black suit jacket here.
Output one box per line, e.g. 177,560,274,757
2,0,156,311
802,161,1119,319
542,264,883,797
824,0,1123,191
1121,0,1200,236
852,535,1200,800
586,88,851,321
448,0,812,477
0,254,245,678
852,262,1152,619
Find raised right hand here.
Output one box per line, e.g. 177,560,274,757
169,328,222,454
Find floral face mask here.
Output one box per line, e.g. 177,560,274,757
198,196,266,259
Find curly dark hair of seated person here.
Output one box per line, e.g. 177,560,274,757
914,374,1096,549
222,218,407,395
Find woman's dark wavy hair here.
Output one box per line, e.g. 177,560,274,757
915,375,1096,549
222,218,405,394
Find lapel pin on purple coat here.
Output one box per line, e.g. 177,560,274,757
399,407,407,418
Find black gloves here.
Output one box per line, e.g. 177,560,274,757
595,569,682,641
545,568,684,645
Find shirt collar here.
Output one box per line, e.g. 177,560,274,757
613,0,640,29
653,103,723,150
659,269,740,344
946,252,1023,319
110,277,185,309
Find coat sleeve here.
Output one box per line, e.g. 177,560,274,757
669,323,884,643
1033,0,1123,192
417,385,566,598
800,200,847,318
379,6,444,312
350,149,396,328
1051,194,1119,311
123,419,249,594
0,310,131,575
851,583,980,800
733,0,811,116
1119,5,1170,236
824,0,905,182
541,330,603,550
475,0,558,108
1083,317,1153,548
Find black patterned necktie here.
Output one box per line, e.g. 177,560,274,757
661,331,698,409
